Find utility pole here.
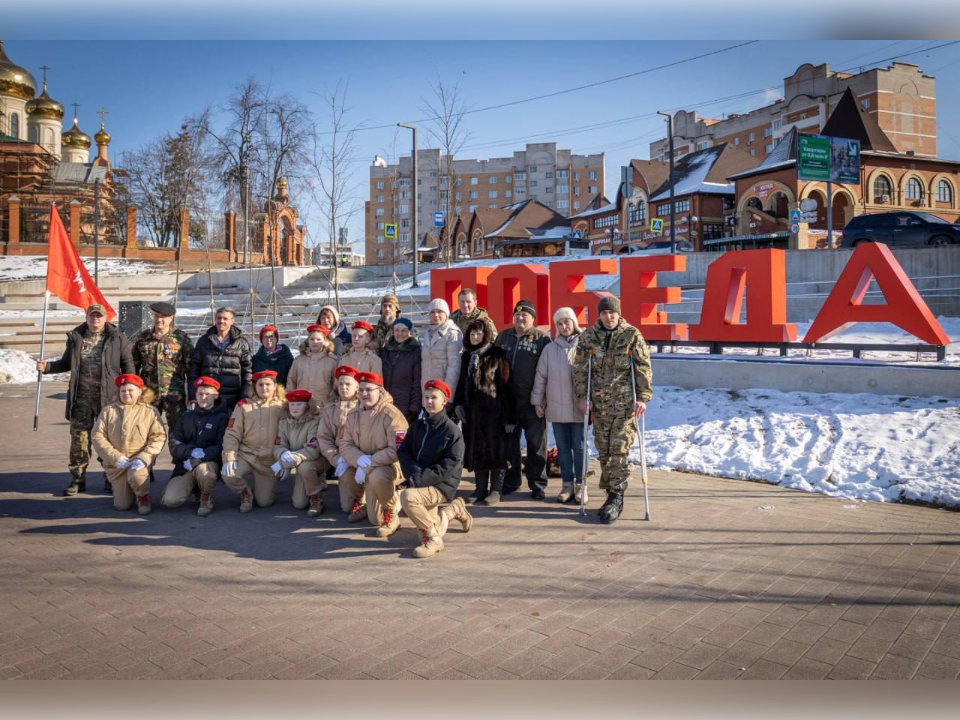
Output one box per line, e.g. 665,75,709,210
398,123,419,288
657,111,677,253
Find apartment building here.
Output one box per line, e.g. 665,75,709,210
365,142,604,265
649,61,936,164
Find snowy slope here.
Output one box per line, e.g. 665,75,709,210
0,256,156,282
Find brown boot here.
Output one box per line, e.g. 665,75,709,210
450,497,472,532
347,499,367,522
413,530,444,558
307,493,323,518
376,506,401,537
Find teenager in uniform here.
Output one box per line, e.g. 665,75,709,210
338,320,383,375
316,366,365,521
288,324,338,409
274,388,325,517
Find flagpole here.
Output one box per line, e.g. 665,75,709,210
33,290,51,431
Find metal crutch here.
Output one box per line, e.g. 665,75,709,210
630,357,651,521
579,351,593,517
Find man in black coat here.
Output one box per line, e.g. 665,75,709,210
189,307,252,411
493,300,551,500
162,376,231,516
36,303,135,496
398,380,472,558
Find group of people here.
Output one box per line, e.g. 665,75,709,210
37,290,653,557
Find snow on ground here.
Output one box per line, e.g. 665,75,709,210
0,256,156,282
0,348,66,384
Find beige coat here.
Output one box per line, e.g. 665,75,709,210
339,390,409,470
288,350,338,407
222,393,285,464
530,333,584,424
337,347,382,376
275,409,321,466
316,398,358,465
92,397,167,468
420,319,462,390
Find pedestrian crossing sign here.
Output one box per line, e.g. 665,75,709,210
650,218,663,234
384,223,397,240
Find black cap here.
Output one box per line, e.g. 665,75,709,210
513,300,536,318
150,301,176,317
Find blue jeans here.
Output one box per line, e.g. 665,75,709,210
553,422,584,485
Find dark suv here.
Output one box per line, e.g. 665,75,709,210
841,211,960,248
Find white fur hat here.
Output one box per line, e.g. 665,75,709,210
553,306,581,332
428,298,451,315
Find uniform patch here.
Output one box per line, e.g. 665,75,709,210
306,436,319,448
395,430,406,449
237,399,248,407
227,418,235,428
205,423,213,429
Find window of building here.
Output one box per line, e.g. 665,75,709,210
488,175,497,184
588,185,597,194
469,204,477,212
488,190,498,199
375,208,385,217
456,178,462,186
400,232,409,242
440,203,447,212
655,199,690,215
455,192,462,201
574,187,581,197
764,144,773,153
748,131,755,142
430,171,437,177
772,119,782,131
546,187,553,194
593,215,618,229
469,190,478,200
376,222,385,230
573,201,580,210
733,137,740,147
505,190,512,198
574,172,580,181
470,177,478,185
399,204,409,214
936,179,953,203
399,178,410,186
557,198,569,209
440,176,448,185
763,127,771,138
557,170,568,179
529,166,538,173
377,235,385,244
556,184,569,194
873,175,892,202
376,181,384,190
703,224,724,240
545,201,553,207
376,195,384,203
488,204,499,209
750,149,756,156
906,177,924,202
514,172,526,182
505,174,512,184
656,202,670,216
440,190,448,199
401,219,409,228
697,140,710,151
430,185,437,192
545,171,554,179
377,248,384,258
530,180,538,187
431,199,437,206
628,201,647,225
515,187,526,196
588,171,597,180
400,191,410,200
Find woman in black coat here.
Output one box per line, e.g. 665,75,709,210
454,319,515,506
380,318,422,426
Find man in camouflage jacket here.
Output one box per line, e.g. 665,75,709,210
572,296,652,524
132,302,194,434
450,288,497,340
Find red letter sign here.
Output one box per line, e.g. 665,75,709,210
620,255,688,341
804,242,950,345
690,249,797,342
548,258,618,328
429,266,492,313
487,263,551,331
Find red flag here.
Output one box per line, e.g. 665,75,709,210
44,204,115,319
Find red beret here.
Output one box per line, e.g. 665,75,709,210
356,371,383,387
306,324,330,336
193,376,221,390
336,366,358,380
286,389,313,403
352,320,374,333
252,370,278,382
424,379,452,400
115,373,144,389
259,324,279,342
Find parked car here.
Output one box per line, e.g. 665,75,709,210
840,211,960,248
631,239,695,254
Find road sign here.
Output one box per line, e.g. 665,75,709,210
433,212,444,227
800,198,818,212
802,211,819,223
571,230,583,239
790,223,800,234
789,209,803,223
650,218,663,234
384,223,397,240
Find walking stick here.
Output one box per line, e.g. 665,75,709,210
629,357,651,521
579,351,593,517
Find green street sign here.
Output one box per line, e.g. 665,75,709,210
798,135,831,181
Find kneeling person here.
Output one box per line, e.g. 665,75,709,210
221,370,286,512
92,374,167,515
163,376,230,516
399,380,472,558
274,389,325,517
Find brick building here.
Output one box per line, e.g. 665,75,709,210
650,61,937,163
365,142,604,265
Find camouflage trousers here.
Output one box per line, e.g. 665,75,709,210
153,391,186,434
69,400,102,480
592,412,637,493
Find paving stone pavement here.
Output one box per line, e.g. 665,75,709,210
0,382,958,680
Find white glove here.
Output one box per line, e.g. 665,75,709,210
280,450,296,465
355,467,366,485
183,458,194,472
115,455,131,469
271,461,283,475
223,460,237,478
357,454,373,469
190,448,205,460
335,457,348,478
128,459,147,471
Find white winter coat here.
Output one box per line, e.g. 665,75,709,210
420,319,463,392
530,333,584,424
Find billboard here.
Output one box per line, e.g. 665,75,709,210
797,134,861,184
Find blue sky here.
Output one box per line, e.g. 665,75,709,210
6,39,960,250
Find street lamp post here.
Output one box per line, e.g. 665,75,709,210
398,123,419,288
657,111,677,254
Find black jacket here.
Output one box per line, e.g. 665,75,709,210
398,409,464,502
168,400,231,477
188,325,252,409
380,337,422,417
252,343,294,386
43,322,135,421
494,326,550,401
454,342,515,471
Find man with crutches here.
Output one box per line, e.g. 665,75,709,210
573,296,653,524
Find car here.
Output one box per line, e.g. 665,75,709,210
631,239,695,254
840,211,960,248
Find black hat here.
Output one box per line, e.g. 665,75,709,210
597,296,621,315
513,300,536,318
150,301,176,317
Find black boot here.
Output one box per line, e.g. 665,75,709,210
64,476,85,496
484,470,505,506
467,470,489,504
599,491,624,524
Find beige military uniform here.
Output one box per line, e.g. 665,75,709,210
288,350,338,409
275,410,324,509
316,398,360,512
337,347,382,376
222,393,285,507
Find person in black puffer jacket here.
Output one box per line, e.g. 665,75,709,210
162,376,231,515
398,380,472,559
380,317,422,425
189,307,252,411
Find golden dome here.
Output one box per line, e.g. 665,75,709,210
62,117,91,149
277,177,288,189
94,121,111,145
0,40,37,101
26,83,64,121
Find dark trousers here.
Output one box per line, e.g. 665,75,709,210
504,402,547,494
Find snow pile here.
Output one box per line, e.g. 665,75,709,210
0,349,44,385
634,386,960,508
0,256,157,282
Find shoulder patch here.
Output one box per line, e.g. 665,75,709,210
227,417,235,428
236,398,248,407
395,430,406,449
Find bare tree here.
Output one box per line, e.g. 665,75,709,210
421,73,471,267
308,80,361,311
